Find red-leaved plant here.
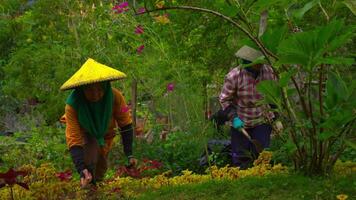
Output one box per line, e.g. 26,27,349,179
55,170,72,182
116,159,163,178
0,168,29,200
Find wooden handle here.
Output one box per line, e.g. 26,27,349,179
240,128,252,141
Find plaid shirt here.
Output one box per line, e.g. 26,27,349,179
219,64,277,128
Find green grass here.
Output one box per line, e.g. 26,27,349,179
136,173,356,200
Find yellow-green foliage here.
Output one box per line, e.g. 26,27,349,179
0,151,354,199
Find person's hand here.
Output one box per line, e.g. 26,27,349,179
274,120,283,133
232,117,244,129
80,169,92,188
128,157,138,167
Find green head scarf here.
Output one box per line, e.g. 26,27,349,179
66,81,113,146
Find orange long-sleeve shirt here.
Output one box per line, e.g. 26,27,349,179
62,88,132,154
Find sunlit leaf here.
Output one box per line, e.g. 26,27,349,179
293,0,319,19
343,0,356,15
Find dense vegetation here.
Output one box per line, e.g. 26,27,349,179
0,0,355,199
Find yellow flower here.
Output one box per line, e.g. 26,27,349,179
154,15,170,24
155,0,165,8
336,194,348,200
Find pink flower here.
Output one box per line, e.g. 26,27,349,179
167,83,174,92
119,1,129,8
134,25,144,34
137,7,146,14
112,1,129,14
121,105,130,113
137,45,145,54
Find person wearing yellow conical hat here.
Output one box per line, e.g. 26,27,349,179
60,58,137,187
217,45,283,169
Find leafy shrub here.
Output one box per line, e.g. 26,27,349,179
0,125,72,171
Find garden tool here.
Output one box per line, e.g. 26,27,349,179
231,117,264,153
240,128,264,153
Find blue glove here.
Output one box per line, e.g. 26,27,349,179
232,117,244,129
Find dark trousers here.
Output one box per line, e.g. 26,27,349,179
230,124,272,169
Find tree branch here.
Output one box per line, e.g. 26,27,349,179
139,6,278,64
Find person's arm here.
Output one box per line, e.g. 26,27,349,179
120,124,133,158
219,68,245,129
65,105,92,185
269,104,279,121
112,88,137,166
219,69,239,112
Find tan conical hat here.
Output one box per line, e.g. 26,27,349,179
60,58,126,91
235,45,264,61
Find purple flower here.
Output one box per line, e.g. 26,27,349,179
137,45,145,54
137,7,146,14
134,25,144,34
112,1,129,14
167,83,174,92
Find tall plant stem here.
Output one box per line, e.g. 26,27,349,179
318,2,329,22
325,118,356,167
280,87,305,162
318,65,325,169
233,0,255,33
307,75,318,173
10,187,14,200
280,65,311,138
199,123,213,178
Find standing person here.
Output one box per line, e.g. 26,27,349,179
219,46,282,169
60,58,137,187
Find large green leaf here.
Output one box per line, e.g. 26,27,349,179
256,80,281,106
320,110,354,129
317,131,335,141
278,30,319,70
292,0,319,19
283,139,297,154
277,20,352,71
317,57,354,65
325,71,349,109
260,26,288,55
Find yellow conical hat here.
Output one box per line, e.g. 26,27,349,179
60,58,126,91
